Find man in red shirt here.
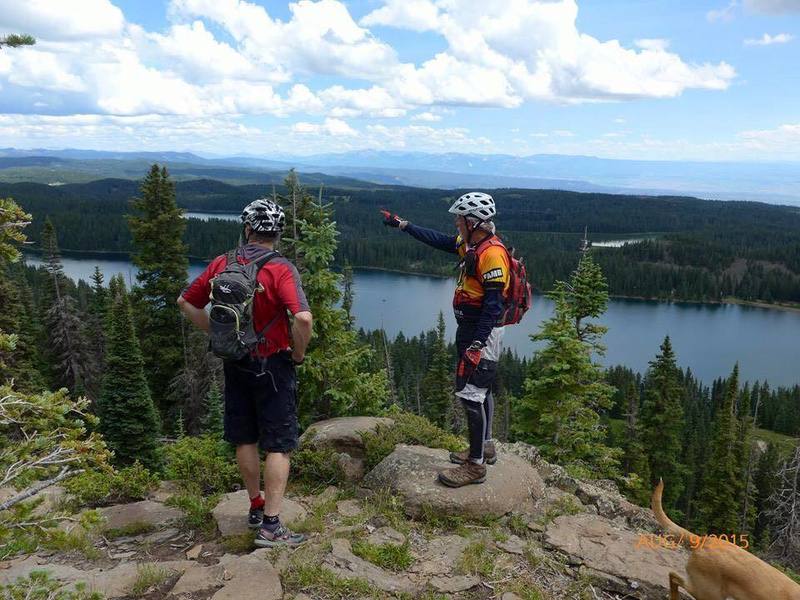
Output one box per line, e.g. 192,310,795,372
178,198,312,547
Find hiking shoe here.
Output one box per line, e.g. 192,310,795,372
248,506,264,529
253,524,306,548
449,441,497,465
438,461,487,488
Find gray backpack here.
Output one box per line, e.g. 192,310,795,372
208,248,282,360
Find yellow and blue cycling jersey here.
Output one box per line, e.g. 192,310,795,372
453,234,510,313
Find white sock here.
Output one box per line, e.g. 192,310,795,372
469,457,485,465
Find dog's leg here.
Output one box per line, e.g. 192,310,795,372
669,572,687,600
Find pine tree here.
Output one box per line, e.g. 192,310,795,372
564,250,609,346
202,377,224,438
735,385,757,533
620,378,650,504
97,275,162,470
40,219,94,397
421,312,452,427
342,262,355,330
0,34,35,48
640,336,686,510
128,165,188,423
695,364,742,532
0,267,44,391
282,173,389,424
515,281,620,479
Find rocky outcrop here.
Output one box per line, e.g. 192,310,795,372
544,513,689,598
97,500,183,531
299,416,394,458
214,551,282,600
212,490,307,537
362,444,545,519
299,416,394,483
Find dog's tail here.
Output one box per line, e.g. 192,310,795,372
651,478,697,547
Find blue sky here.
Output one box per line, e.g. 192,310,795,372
0,0,798,160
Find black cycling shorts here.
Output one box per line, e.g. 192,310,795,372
222,351,299,453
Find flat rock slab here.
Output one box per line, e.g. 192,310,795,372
299,417,394,458
367,527,406,547
212,490,307,537
98,500,183,531
496,535,525,555
324,538,420,595
171,563,225,595
0,557,193,598
336,499,362,517
408,535,469,576
544,513,689,597
362,445,545,519
212,553,282,600
430,574,480,593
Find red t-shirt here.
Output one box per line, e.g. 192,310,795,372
182,246,309,357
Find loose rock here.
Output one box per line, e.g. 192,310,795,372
336,499,362,518
367,527,406,547
213,553,282,600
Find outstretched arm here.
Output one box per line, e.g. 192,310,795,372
401,222,459,254
382,209,459,254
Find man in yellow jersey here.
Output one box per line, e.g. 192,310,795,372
381,192,509,487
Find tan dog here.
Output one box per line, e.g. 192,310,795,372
651,479,800,600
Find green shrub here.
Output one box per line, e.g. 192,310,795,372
362,409,463,471
165,492,219,533
164,435,239,494
0,571,103,599
64,462,158,507
291,446,345,491
129,564,170,596
351,540,413,571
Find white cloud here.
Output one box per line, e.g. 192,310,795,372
707,1,739,22
360,0,441,32
0,0,124,39
738,122,800,156
744,0,800,13
410,111,442,122
292,117,357,136
744,32,794,45
635,38,670,51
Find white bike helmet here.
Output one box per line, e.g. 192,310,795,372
241,198,285,233
448,192,496,221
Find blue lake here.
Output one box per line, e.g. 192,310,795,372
23,254,800,388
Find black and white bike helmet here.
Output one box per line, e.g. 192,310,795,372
448,192,496,221
241,198,285,233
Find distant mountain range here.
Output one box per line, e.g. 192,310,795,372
1,147,798,204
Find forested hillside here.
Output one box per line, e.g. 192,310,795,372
4,167,800,583
4,174,800,303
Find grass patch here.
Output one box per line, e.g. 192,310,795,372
103,521,156,540
283,562,378,599
339,491,410,534
129,564,170,596
351,540,413,571
456,539,496,578
507,513,529,538
292,497,339,534
540,496,582,525
0,570,102,599
221,532,255,553
361,409,463,471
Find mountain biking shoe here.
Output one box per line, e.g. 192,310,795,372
438,461,487,488
253,523,306,548
248,506,264,529
450,441,496,465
